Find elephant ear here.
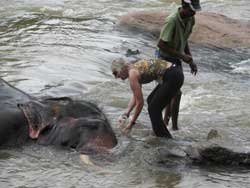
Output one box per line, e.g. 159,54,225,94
18,101,56,139
18,102,42,139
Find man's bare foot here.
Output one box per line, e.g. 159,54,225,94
172,126,179,131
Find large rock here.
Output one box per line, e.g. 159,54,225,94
152,129,250,167
119,11,250,48
185,129,250,166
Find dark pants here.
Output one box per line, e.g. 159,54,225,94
155,49,183,70
157,52,184,130
160,56,182,71
147,66,184,138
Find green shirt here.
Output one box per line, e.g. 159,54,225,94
159,8,195,58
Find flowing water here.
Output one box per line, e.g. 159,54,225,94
0,0,250,187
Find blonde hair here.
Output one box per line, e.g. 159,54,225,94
111,58,127,72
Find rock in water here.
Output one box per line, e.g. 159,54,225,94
186,129,250,167
207,129,222,141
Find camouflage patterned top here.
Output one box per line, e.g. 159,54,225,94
132,59,172,84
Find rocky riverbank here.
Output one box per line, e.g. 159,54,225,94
119,11,250,48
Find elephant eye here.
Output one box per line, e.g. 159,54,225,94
33,124,39,130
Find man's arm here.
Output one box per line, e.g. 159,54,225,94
184,41,192,56
158,39,197,75
157,39,193,63
184,41,197,75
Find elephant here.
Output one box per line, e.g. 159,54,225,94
0,78,32,146
0,78,117,156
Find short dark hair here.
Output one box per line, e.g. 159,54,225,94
181,0,202,11
181,0,190,8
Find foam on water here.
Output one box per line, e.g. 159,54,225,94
230,59,250,75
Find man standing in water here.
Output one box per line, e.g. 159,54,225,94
157,0,201,130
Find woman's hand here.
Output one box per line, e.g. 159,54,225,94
121,121,135,136
117,113,129,128
122,126,132,136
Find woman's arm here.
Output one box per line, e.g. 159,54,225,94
124,95,136,117
122,69,144,135
118,95,135,128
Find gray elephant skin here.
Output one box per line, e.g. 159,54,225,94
0,78,117,154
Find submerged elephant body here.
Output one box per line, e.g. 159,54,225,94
0,78,117,153
0,79,31,146
20,97,117,153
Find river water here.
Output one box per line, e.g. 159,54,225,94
0,0,250,187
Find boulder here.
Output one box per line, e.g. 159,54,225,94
119,11,250,48
186,129,250,166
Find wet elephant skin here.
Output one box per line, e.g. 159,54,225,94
22,98,118,154
0,78,31,147
0,78,117,153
